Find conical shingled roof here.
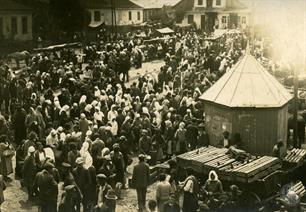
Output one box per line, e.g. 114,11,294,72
200,54,292,108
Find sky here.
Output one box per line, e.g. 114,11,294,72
241,0,306,71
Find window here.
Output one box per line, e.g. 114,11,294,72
137,11,140,20
207,0,213,7
242,17,246,24
238,16,241,23
222,16,227,23
22,16,28,34
187,15,194,24
198,0,203,5
11,17,17,35
94,11,101,22
216,0,221,6
129,11,132,20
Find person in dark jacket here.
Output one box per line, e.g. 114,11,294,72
58,185,80,212
12,105,27,145
186,120,198,150
73,157,92,212
132,154,150,212
34,162,58,212
197,124,210,148
96,174,112,207
99,189,117,212
23,146,37,201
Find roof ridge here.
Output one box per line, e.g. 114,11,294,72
229,55,248,106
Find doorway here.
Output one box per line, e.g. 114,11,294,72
201,15,205,30
229,13,238,29
206,12,217,32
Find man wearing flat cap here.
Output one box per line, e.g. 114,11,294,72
73,157,92,212
139,129,152,155
58,185,80,212
132,154,150,212
110,143,125,187
99,189,117,212
34,162,58,212
96,174,112,208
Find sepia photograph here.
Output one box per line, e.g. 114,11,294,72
0,0,306,211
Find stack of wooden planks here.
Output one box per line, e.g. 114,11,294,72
228,156,281,183
283,148,306,164
177,146,282,183
291,181,306,198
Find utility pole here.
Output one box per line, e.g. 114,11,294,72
110,0,117,39
293,63,299,148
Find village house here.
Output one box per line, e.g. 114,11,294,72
86,0,180,27
0,0,33,41
174,0,250,31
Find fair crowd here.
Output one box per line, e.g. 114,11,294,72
0,27,247,212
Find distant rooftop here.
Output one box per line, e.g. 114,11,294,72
174,0,248,11
130,0,181,9
0,0,32,11
86,0,142,9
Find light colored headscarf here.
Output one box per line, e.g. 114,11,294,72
80,142,93,169
208,170,218,181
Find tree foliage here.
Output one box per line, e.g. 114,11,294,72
49,0,90,35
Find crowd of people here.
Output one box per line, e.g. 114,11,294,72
0,26,247,212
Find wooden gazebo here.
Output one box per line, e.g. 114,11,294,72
200,54,292,156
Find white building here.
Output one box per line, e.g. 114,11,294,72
86,0,180,27
174,0,250,31
87,0,144,27
0,0,33,41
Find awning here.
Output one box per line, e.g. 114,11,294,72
204,29,228,41
156,27,174,34
33,42,81,52
88,22,104,28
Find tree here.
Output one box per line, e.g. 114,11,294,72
149,6,175,27
49,0,90,40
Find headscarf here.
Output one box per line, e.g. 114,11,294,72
80,142,93,169
208,170,218,181
79,95,87,104
179,122,185,129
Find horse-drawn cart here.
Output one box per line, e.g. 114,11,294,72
175,146,306,210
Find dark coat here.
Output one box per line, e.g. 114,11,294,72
73,166,92,199
132,162,150,189
12,109,27,144
34,170,58,202
23,155,37,187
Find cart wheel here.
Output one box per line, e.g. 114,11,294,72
241,191,261,208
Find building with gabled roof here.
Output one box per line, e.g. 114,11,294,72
86,0,180,27
0,0,33,41
200,53,292,156
174,0,250,31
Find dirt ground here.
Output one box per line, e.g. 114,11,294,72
1,156,158,212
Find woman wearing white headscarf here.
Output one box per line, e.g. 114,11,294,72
107,105,118,121
109,118,118,136
80,142,93,169
174,122,187,154
203,170,223,198
164,120,174,157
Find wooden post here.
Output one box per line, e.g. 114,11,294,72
293,65,299,148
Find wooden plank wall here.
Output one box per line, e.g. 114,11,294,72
204,102,288,156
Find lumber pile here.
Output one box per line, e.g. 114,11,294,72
291,181,306,198
283,148,306,164
177,146,282,183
